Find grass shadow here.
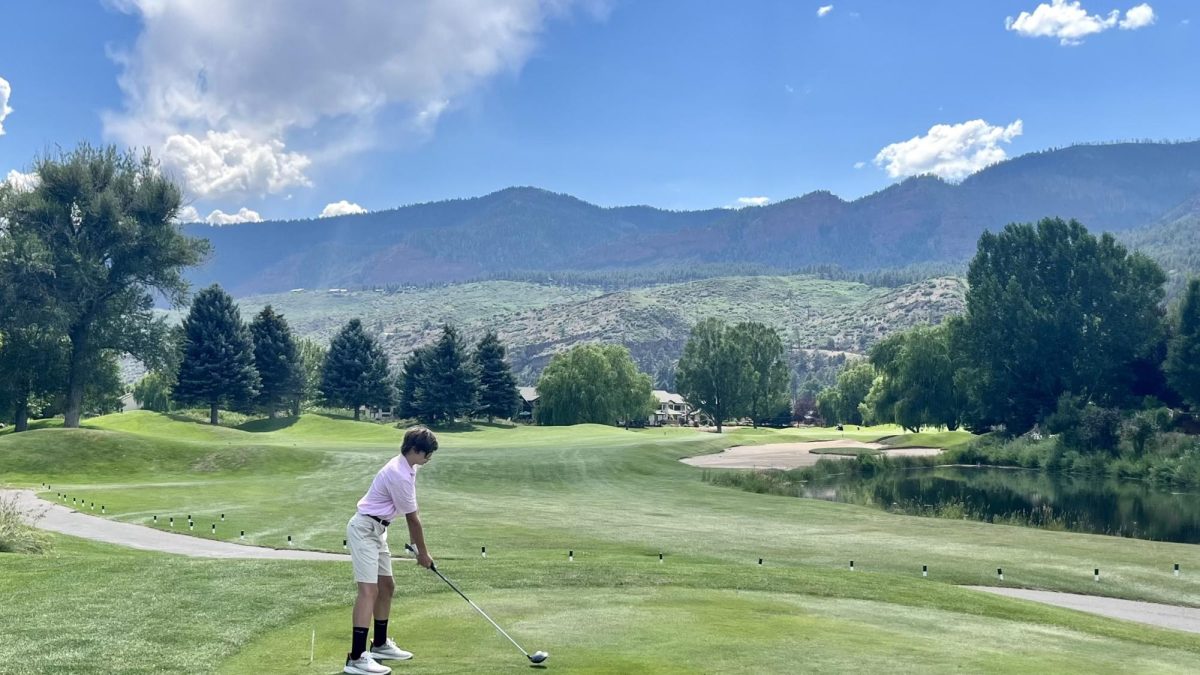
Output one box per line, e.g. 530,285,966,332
237,416,303,433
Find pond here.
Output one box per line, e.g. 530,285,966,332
801,466,1200,544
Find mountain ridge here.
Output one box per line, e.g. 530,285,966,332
184,141,1200,295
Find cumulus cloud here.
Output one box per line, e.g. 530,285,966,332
873,119,1024,182
853,161,866,170
3,169,38,192
103,0,605,199
174,205,201,223
161,130,312,199
1119,3,1156,28
204,207,263,225
736,196,770,207
817,5,834,17
0,76,12,135
1006,1,1155,45
319,200,368,218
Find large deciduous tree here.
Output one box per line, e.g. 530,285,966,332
249,306,303,417
0,145,208,427
1165,278,1200,410
954,217,1166,434
816,361,874,426
535,344,655,426
173,285,260,424
729,322,789,428
296,338,327,415
473,331,519,423
676,318,746,433
862,325,959,432
321,319,393,420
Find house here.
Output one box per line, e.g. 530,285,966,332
650,390,690,426
360,405,395,422
518,386,539,423
119,392,142,413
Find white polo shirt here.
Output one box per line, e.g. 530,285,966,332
356,454,418,521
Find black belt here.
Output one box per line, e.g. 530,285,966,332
364,514,391,527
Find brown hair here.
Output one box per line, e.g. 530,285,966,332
401,425,438,456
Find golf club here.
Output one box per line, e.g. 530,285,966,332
405,544,549,666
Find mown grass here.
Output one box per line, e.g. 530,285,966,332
3,413,1200,672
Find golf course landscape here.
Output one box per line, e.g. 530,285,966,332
4,412,1200,673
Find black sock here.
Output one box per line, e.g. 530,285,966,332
350,626,369,660
373,619,389,647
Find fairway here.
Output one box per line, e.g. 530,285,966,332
3,412,1200,673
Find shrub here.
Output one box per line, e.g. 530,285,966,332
0,494,51,554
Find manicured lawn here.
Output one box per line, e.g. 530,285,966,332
3,412,1199,672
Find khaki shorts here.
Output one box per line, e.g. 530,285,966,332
347,513,393,583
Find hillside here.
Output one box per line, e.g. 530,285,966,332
239,275,966,389
185,141,1200,295
1121,195,1200,300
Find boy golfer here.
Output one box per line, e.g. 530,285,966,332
344,426,438,675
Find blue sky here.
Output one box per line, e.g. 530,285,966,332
0,1,1196,222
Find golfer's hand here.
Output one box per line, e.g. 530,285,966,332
417,552,434,569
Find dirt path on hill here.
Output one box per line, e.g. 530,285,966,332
2,488,349,560
680,439,942,470
967,586,1200,634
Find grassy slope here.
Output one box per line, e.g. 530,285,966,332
2,413,1199,672
236,275,966,383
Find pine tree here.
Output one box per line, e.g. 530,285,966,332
321,319,394,420
173,285,260,425
1165,278,1200,410
397,346,432,422
422,325,478,423
250,306,303,417
473,331,519,422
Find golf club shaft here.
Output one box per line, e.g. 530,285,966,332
406,544,531,658
431,566,531,657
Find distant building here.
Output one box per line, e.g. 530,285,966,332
119,392,142,413
650,390,690,426
518,386,539,423
359,405,395,422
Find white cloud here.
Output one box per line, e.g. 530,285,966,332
103,1,605,199
160,130,312,199
0,76,12,135
319,200,368,218
204,207,263,225
175,205,201,223
736,196,770,207
1119,3,1156,29
817,5,834,17
853,161,866,170
1006,1,1155,45
3,169,38,192
873,119,1024,182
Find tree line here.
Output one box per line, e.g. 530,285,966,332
143,283,523,426
816,217,1200,445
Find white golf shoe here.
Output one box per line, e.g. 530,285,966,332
344,651,391,675
370,637,414,661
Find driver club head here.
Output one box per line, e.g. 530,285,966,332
528,650,549,664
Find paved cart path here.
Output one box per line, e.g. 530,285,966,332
3,488,348,560
966,586,1200,634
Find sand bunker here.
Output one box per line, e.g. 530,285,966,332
681,439,942,470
